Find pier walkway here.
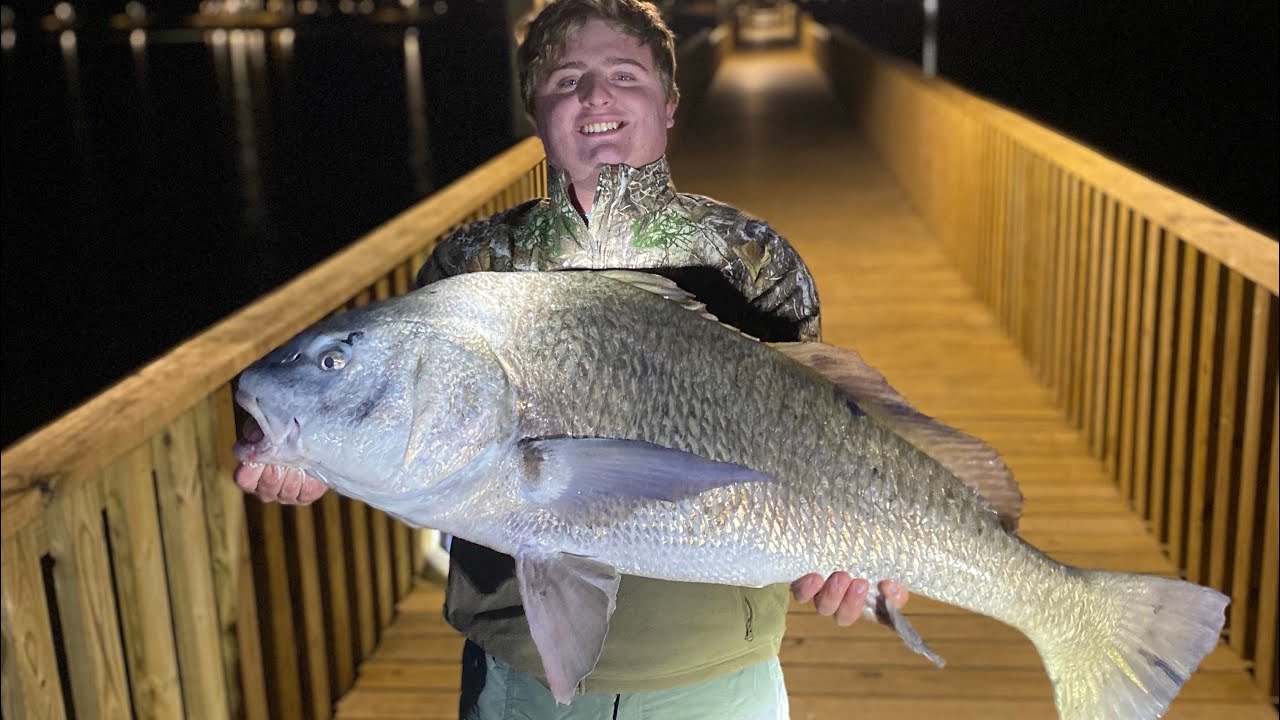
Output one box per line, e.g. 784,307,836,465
330,48,1278,720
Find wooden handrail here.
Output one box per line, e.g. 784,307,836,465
807,20,1279,703
1,137,548,720
0,136,546,542
927,81,1278,294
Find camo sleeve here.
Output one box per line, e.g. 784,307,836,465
415,201,538,287
734,218,822,343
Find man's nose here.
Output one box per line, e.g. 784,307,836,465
577,74,614,106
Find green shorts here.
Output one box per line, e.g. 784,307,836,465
458,640,789,720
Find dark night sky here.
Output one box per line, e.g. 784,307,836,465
807,0,1280,237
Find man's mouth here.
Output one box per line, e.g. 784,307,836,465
580,120,624,135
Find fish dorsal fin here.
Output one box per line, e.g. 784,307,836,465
595,270,722,325
772,342,1024,532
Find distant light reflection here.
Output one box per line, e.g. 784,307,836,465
54,2,74,23
404,27,431,196
1,30,14,52
213,27,266,231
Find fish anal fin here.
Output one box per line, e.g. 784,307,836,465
773,342,1023,531
864,584,946,668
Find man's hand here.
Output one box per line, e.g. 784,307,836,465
791,573,908,627
233,463,327,505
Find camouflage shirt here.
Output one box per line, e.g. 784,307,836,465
419,156,821,693
418,156,820,343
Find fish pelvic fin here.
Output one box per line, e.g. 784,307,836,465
515,550,621,705
1034,569,1227,720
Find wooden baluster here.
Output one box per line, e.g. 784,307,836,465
1117,215,1147,506
1167,244,1202,564
0,521,67,720
152,411,231,718
103,445,185,718
372,510,396,628
251,500,305,719
47,481,131,718
1252,395,1279,698
1103,206,1132,472
1051,172,1073,402
346,498,378,662
1131,222,1163,520
1185,257,1222,581
1148,235,1181,541
1206,273,1246,591
318,492,355,693
293,504,334,719
1082,192,1109,452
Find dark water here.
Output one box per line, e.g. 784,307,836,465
805,0,1280,238
5,3,1277,447
2,7,518,446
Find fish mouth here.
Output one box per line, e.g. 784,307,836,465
233,390,302,464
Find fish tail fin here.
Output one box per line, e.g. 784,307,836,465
1033,569,1227,720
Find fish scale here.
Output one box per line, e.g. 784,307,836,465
235,270,1228,718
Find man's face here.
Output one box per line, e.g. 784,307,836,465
532,19,676,194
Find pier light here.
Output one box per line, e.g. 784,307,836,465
125,1,147,22
339,0,355,14
54,2,74,23
275,27,295,48
400,0,419,8
358,0,374,13
129,28,145,50
1,30,13,51
59,28,75,51
433,1,447,14
210,28,227,45
298,0,318,14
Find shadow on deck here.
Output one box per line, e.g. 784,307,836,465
332,48,1278,720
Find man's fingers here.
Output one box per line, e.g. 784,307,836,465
879,579,910,609
297,479,328,505
233,463,265,493
813,572,856,617
791,573,824,603
834,577,869,626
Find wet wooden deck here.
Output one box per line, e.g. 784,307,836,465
333,48,1277,719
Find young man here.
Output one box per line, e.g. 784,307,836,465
235,1,906,716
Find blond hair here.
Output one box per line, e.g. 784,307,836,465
517,0,679,116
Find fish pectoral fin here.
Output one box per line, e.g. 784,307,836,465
863,586,946,668
519,438,776,512
772,342,1023,532
515,550,621,704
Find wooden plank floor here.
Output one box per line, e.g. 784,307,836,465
335,48,1276,719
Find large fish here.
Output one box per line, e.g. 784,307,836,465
234,270,1227,718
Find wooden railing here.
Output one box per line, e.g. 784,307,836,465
0,137,548,720
809,21,1280,702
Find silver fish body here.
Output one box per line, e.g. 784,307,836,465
236,271,1227,719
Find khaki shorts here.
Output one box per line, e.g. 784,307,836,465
459,640,789,720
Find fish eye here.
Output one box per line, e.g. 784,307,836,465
318,348,348,371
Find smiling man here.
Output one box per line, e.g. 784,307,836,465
235,0,905,717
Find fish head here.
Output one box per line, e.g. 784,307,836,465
234,303,515,502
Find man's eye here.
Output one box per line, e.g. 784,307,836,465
557,77,577,88
615,73,635,82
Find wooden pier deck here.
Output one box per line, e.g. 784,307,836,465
332,48,1277,719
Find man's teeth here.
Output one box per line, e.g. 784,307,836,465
582,121,622,134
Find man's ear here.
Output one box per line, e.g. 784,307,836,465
665,97,678,129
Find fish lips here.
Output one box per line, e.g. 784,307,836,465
233,390,303,464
